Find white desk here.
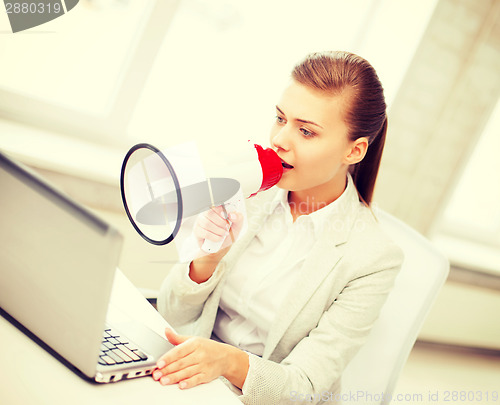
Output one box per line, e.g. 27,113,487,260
0,270,241,405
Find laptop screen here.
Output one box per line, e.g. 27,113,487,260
0,151,123,378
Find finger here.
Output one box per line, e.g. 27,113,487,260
229,212,245,228
159,364,200,386
195,222,226,242
196,215,228,240
178,373,210,390
164,328,190,346
153,353,194,381
206,207,232,228
156,339,197,371
205,215,231,234
221,212,244,246
228,212,238,222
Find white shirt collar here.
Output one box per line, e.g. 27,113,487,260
268,174,359,236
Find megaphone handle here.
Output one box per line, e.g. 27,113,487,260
201,204,233,254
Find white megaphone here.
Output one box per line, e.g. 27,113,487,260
120,141,283,254
199,143,283,253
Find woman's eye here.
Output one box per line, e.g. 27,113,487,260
300,128,315,138
275,115,285,124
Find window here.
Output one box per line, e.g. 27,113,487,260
0,0,438,153
0,0,178,144
432,97,500,275
0,1,152,114
128,0,438,151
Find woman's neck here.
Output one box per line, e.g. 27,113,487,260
288,176,347,221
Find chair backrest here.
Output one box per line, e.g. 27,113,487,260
340,209,449,405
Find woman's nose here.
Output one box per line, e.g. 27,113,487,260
271,126,291,151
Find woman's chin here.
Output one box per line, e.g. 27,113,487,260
276,171,295,190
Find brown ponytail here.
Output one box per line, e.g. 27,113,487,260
292,51,387,205
350,117,387,205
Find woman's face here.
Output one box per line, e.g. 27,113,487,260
270,80,357,201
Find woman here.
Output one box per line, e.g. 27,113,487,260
154,51,404,404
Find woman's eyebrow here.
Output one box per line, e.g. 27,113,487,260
275,105,323,129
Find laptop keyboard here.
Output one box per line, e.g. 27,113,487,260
98,327,148,366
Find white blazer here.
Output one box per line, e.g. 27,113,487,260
158,178,404,405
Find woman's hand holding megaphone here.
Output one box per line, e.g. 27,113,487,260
194,206,244,254
187,207,244,284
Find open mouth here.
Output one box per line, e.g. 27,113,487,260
281,159,294,169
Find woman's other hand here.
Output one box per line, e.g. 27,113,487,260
152,328,249,390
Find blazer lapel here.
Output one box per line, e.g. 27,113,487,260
263,238,343,358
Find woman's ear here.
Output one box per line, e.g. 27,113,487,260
345,137,369,165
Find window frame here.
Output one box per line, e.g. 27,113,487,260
0,0,180,148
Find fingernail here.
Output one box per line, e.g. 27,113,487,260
153,371,162,381
179,381,187,389
157,360,166,368
160,376,170,385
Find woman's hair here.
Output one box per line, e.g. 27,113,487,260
291,51,387,205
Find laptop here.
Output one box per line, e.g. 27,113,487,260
0,150,173,383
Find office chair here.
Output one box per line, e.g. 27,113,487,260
340,208,450,405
